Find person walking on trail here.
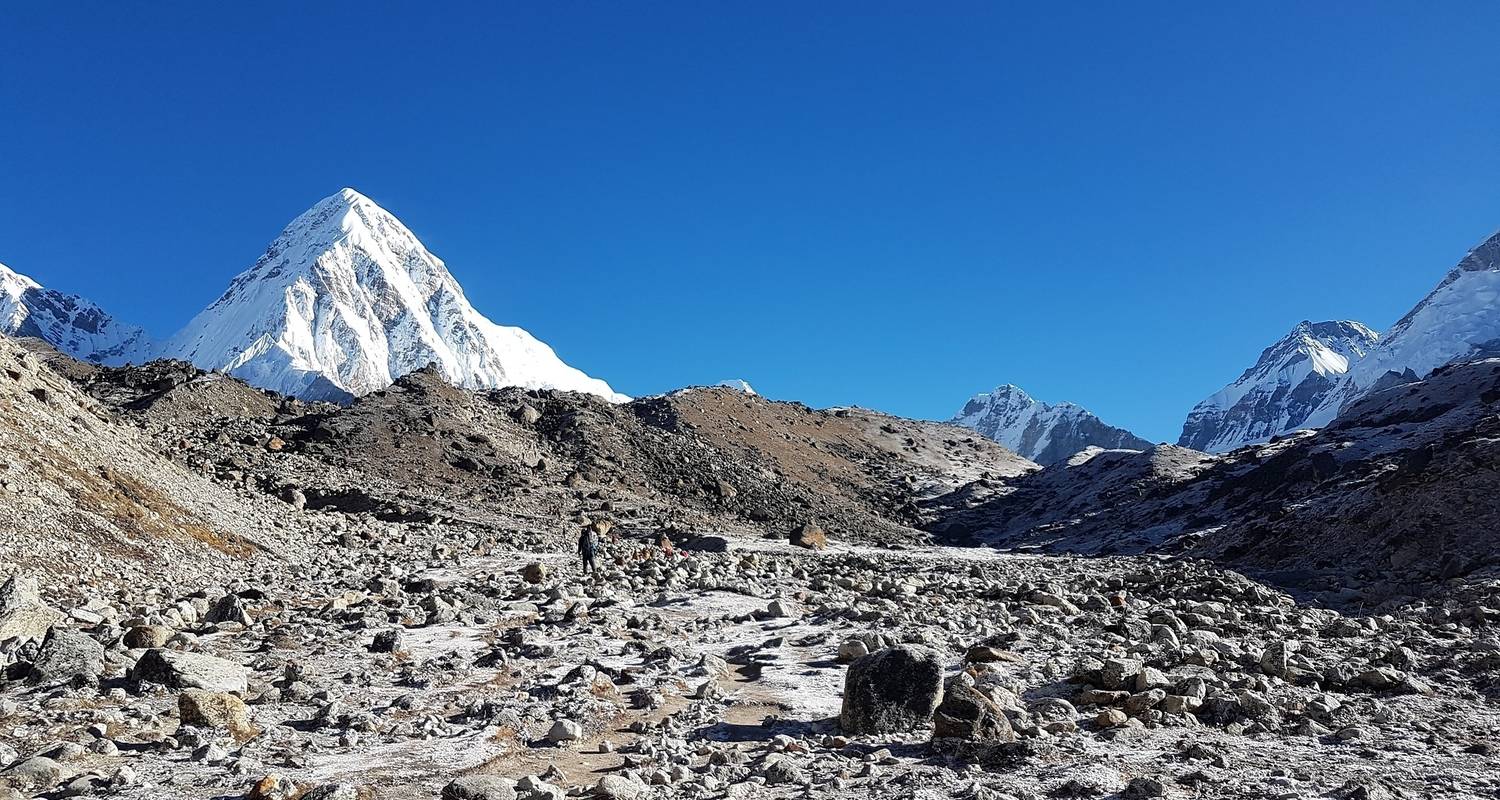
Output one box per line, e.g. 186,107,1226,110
578,525,600,576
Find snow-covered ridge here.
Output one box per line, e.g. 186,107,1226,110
1302,228,1500,427
715,379,756,395
951,383,1152,465
0,261,154,365
1178,320,1377,452
162,188,626,403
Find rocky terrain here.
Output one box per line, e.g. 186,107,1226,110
0,336,1498,800
932,356,1500,608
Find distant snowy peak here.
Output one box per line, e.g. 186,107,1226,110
1303,228,1500,428
951,383,1153,465
715,379,757,395
1178,319,1378,452
163,188,626,403
0,261,153,365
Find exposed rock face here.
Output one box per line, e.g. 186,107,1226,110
0,261,153,365
1179,320,1378,452
951,384,1152,465
840,645,944,734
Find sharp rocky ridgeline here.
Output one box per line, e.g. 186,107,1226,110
950,384,1154,465
1178,320,1379,453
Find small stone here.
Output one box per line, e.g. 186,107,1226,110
179,690,256,740
1124,776,1167,798
789,523,828,550
932,682,1015,741
1096,709,1128,728
837,639,870,662
124,625,172,649
1099,658,1143,690
301,784,359,800
0,756,62,793
0,575,64,643
369,629,402,654
546,719,583,743
766,599,799,619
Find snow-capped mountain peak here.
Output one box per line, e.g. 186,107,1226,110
715,379,757,395
1178,319,1378,452
0,261,153,365
951,383,1152,465
164,188,626,403
1300,228,1500,428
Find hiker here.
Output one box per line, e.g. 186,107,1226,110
658,532,675,559
578,525,599,575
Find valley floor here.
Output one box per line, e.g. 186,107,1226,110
3,514,1498,800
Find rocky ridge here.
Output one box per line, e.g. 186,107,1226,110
1179,320,1378,453
951,384,1153,465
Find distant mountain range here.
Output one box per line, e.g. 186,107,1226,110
954,227,1500,460
0,189,624,403
1179,227,1500,452
0,262,153,366
5,192,1499,464
949,384,1153,465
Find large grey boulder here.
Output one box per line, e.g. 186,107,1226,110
131,649,249,693
840,645,944,735
27,628,105,687
0,576,64,644
443,776,518,800
0,756,61,793
592,776,648,800
932,682,1015,741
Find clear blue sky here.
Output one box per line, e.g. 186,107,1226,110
2,3,1498,442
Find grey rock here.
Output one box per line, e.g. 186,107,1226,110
132,648,249,692
27,628,104,687
593,775,648,800
0,575,64,643
443,775,518,800
933,682,1015,741
0,756,61,793
840,645,944,735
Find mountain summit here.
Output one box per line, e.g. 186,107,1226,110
163,188,626,403
1178,319,1378,452
951,384,1152,464
0,261,153,365
1300,228,1500,428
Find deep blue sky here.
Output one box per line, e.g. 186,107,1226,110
3,3,1498,441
